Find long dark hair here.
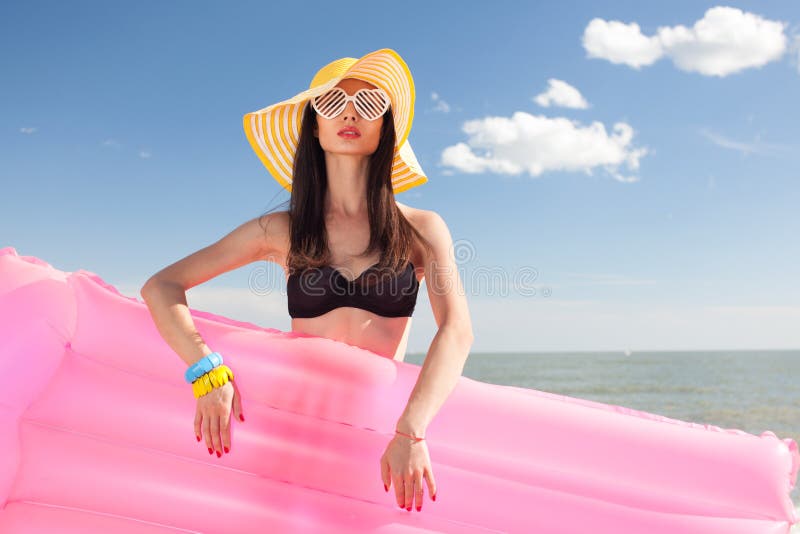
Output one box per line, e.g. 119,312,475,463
264,100,433,283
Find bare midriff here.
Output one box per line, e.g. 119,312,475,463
290,308,414,361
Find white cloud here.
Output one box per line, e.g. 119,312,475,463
533,79,589,109
139,150,152,159
20,127,37,134
431,91,451,113
102,138,121,148
439,112,649,183
698,127,792,156
583,6,788,77
582,19,663,69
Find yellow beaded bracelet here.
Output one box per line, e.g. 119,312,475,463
192,364,235,399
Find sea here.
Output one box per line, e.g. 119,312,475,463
405,349,800,530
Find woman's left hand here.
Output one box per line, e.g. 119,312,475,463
380,433,437,512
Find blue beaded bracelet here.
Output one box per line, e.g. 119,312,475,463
184,351,224,384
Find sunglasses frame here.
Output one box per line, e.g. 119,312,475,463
311,87,391,122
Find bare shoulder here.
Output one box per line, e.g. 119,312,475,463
396,201,446,241
396,200,431,228
395,202,450,273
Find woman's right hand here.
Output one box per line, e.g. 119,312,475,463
194,378,244,457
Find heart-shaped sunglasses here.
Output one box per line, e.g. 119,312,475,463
310,87,391,121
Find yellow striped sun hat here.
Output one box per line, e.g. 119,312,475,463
242,48,427,194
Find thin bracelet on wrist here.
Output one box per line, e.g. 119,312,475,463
395,429,425,442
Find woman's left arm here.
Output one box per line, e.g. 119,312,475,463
396,210,474,437
380,210,474,511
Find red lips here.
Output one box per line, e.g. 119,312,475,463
338,127,361,136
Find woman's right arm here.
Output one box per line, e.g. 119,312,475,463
139,213,286,368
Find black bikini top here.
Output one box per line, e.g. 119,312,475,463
287,260,420,319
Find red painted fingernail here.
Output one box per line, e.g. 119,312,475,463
216,451,221,457
416,506,421,512
196,435,201,442
433,493,437,501
224,446,229,453
240,414,245,422
208,448,213,455
384,484,388,492
406,506,411,511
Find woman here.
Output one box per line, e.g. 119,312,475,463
141,48,474,514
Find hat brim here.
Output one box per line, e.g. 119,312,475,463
242,48,427,194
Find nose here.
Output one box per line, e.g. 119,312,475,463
341,98,359,121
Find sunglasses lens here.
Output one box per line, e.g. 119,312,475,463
355,89,389,120
313,88,347,118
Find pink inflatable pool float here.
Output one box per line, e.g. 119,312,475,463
0,246,797,533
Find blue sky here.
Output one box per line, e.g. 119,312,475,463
2,1,799,352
